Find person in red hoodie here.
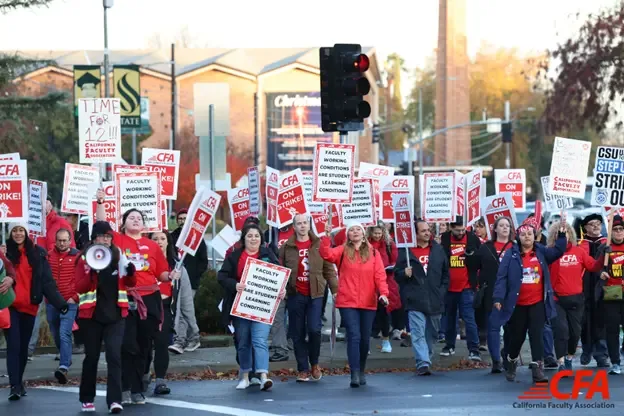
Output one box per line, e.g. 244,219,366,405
547,221,605,372
367,223,400,353
320,219,388,388
37,196,76,254
75,221,136,414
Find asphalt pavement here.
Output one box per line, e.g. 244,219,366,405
0,367,622,415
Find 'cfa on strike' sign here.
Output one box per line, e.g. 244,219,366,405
78,98,122,164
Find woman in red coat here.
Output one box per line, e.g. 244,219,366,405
367,223,401,353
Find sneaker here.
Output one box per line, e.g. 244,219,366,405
491,360,503,374
479,344,488,352
54,367,68,385
236,379,250,390
121,391,131,405
311,365,322,381
580,353,591,366
154,383,170,395
544,356,559,369
250,377,261,386
390,329,402,341
597,359,611,368
81,402,95,412
261,378,273,391
167,343,184,355
609,364,621,375
269,352,288,362
440,347,455,356
469,351,482,362
72,345,85,355
19,383,27,397
184,340,201,352
381,340,392,353
296,371,310,382
27,355,33,362
564,357,573,371
417,366,432,376
437,337,446,344
400,337,412,347
131,393,145,404
8,386,20,401
54,354,60,361
109,402,123,414
557,364,566,373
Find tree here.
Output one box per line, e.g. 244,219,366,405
541,3,624,134
404,55,437,162
378,53,407,162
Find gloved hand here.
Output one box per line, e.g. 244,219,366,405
125,262,136,277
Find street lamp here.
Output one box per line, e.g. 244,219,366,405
103,0,113,98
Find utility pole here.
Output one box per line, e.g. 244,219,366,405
169,43,176,216
418,87,424,176
504,100,511,169
102,0,113,181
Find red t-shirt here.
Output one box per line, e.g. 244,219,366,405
494,241,511,262
159,265,173,298
12,250,39,316
112,232,169,296
277,228,295,249
295,239,312,296
448,235,469,292
517,252,544,306
551,244,602,297
237,251,259,281
606,243,624,287
410,245,431,274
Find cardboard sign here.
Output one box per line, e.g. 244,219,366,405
482,193,518,240
27,180,47,236
454,171,465,219
141,148,181,200
495,169,526,211
88,181,117,232
277,168,308,227
302,171,324,213
422,172,455,223
265,166,280,227
549,137,592,198
392,193,415,248
591,146,624,208
78,98,121,163
358,162,394,215
227,186,250,232
464,169,483,227
379,175,415,223
0,153,19,161
340,178,376,227
176,187,221,256
312,143,355,204
230,258,291,324
541,176,573,211
0,160,27,223
247,166,261,217
115,171,162,232
61,163,100,215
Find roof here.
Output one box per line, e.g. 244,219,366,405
6,47,382,81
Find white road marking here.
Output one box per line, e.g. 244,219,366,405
421,394,433,398
37,386,281,416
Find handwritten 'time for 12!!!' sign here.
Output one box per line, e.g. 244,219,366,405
78,98,122,163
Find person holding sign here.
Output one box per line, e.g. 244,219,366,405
320,219,389,388
218,223,282,391
599,215,624,375
546,221,606,373
2,222,68,401
492,220,567,383
95,190,176,406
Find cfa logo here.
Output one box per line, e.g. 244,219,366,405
147,152,174,163
561,254,579,263
507,171,522,180
0,164,20,176
518,370,609,401
371,168,390,176
391,179,408,188
268,172,279,183
282,174,299,188
397,197,408,208
490,197,507,209
472,173,481,184
237,188,249,199
104,184,115,197
204,197,218,211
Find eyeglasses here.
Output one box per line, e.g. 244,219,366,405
613,227,624,232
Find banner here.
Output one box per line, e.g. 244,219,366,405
88,181,117,232
277,168,308,227
541,176,573,211
312,143,356,204
78,98,122,163
302,171,324,213
176,187,221,256
73,65,101,122
549,136,592,198
358,162,394,216
482,194,518,240
454,171,465,220
495,169,526,211
113,65,141,129
141,148,181,200
230,258,291,324
61,163,100,215
422,172,455,223
247,166,261,217
227,186,250,232
379,175,415,223
392,193,416,249
265,166,280,227
0,160,27,223
115,171,162,232
591,146,624,208
27,180,47,237
464,169,483,227
340,178,376,227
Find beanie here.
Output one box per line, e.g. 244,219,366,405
345,220,366,236
91,220,114,241
7,222,28,236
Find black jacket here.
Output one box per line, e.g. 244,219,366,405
394,242,449,315
440,230,481,290
217,246,279,327
171,226,209,290
74,220,90,251
465,240,513,313
11,245,67,311
263,228,280,257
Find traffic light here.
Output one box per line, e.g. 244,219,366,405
399,161,409,176
319,44,371,133
502,122,513,143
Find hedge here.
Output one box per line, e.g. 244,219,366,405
194,268,227,334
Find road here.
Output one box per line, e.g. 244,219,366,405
1,367,622,415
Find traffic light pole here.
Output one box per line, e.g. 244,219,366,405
504,100,511,169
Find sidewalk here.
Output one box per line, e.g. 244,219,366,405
0,336,533,386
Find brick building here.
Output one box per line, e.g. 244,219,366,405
10,48,384,181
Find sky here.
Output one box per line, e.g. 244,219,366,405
0,0,618,99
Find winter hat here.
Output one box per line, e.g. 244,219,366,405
517,216,537,235
91,220,114,241
8,222,28,236
613,215,623,228
345,220,366,236
176,208,188,219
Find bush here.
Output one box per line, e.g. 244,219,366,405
194,269,227,335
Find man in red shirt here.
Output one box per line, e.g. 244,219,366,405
37,196,76,254
46,228,80,384
439,216,482,361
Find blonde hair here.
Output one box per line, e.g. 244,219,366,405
547,221,576,247
367,223,392,246
345,225,372,262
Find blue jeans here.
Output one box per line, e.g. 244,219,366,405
339,308,376,372
445,290,479,353
287,294,323,372
27,302,43,355
5,308,36,387
233,318,271,375
408,311,441,369
488,312,556,362
46,303,78,369
543,321,555,359
582,339,608,361
440,310,460,339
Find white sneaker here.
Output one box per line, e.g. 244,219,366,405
609,364,621,375
381,340,392,353
390,329,402,341
184,340,201,352
236,379,250,390
109,402,123,414
250,377,261,386
168,343,184,355
261,378,273,391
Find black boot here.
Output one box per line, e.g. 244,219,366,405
350,372,360,388
505,356,518,382
359,360,367,385
491,360,503,374
8,386,20,401
531,361,548,383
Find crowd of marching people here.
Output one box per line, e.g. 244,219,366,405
1,193,624,412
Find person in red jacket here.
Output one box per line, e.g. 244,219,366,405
547,221,605,372
37,196,76,254
46,228,81,385
76,221,136,414
320,219,388,388
367,223,400,353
